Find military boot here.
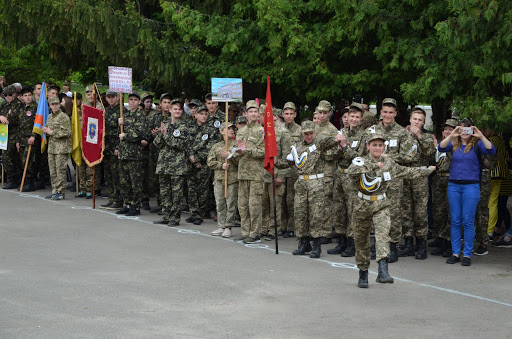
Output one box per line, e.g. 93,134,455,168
327,235,347,255
3,178,17,189
358,270,369,288
398,237,415,257
388,242,398,263
415,238,428,259
442,240,452,257
310,237,322,258
125,205,141,216
292,238,312,255
431,238,447,256
116,205,130,214
376,258,394,283
20,179,35,192
341,237,355,257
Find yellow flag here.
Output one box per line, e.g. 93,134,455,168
71,92,82,166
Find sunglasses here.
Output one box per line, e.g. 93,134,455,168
4,93,13,97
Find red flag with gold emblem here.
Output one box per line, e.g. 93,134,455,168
82,105,105,166
264,76,278,174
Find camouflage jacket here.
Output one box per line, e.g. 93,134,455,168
315,121,339,178
0,99,24,142
362,122,415,166
153,118,191,175
118,108,147,161
18,102,38,145
234,121,265,181
288,135,339,176
207,139,239,185
190,121,220,165
104,104,122,154
338,126,366,169
434,148,451,174
409,130,436,167
283,121,301,178
263,124,292,183
47,110,71,154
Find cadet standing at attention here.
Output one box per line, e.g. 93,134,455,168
17,86,38,192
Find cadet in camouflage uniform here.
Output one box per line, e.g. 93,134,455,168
186,106,219,224
360,98,415,262
347,132,435,288
0,85,24,189
288,121,345,258
475,153,496,253
205,93,225,132
315,100,339,243
44,97,72,200
280,102,301,237
398,107,436,260
115,92,148,216
100,91,123,209
76,100,97,199
329,102,366,256
431,119,457,256
260,105,291,240
83,85,102,109
17,86,38,192
207,122,239,238
232,100,265,244
140,93,158,210
152,99,191,226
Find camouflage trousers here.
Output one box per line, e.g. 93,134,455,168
387,179,403,243
103,153,122,204
147,148,160,205
281,176,297,232
18,144,35,182
119,159,144,208
160,174,186,223
213,180,238,228
2,140,21,180
352,198,391,271
294,177,324,239
140,154,149,204
321,177,335,238
187,166,212,219
48,153,68,194
262,181,285,236
238,180,263,238
432,173,451,240
77,160,100,194
401,176,429,239
475,171,491,245
333,170,354,238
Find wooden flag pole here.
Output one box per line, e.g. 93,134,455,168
224,101,229,198
120,93,124,134
75,163,79,196
19,145,32,192
92,85,97,209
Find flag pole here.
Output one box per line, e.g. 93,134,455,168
224,101,229,198
272,171,279,254
75,163,79,197
120,93,124,134
19,145,32,192
92,84,97,209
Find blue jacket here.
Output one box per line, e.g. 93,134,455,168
438,140,496,182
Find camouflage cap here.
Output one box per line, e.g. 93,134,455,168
367,132,387,143
105,90,117,96
128,91,141,100
444,118,458,128
189,99,202,107
20,86,33,95
171,98,183,105
259,104,265,115
2,85,16,94
317,100,332,112
141,93,154,101
361,111,378,127
349,102,364,113
382,98,397,107
245,100,258,111
301,120,316,133
48,96,60,104
159,93,172,101
196,105,208,113
220,121,234,130
85,85,93,92
283,101,296,111
235,115,247,124
12,83,22,91
274,108,282,117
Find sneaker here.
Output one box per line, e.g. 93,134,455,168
45,193,54,199
211,228,224,236
100,201,113,208
233,235,246,243
76,192,86,198
474,244,488,256
263,234,275,241
491,237,512,248
52,192,64,200
109,202,123,210
446,255,460,264
85,193,93,199
461,256,471,266
243,237,261,244
283,231,295,238
221,228,232,238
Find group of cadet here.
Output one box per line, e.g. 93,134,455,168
1,81,508,288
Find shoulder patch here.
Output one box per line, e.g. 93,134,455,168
173,129,181,137
202,134,209,141
214,120,221,128
352,157,365,166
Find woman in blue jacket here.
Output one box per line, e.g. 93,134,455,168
438,119,496,266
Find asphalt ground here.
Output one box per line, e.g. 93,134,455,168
0,188,511,337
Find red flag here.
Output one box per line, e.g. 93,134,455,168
264,76,278,174
82,105,105,166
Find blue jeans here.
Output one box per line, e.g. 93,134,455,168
447,182,480,257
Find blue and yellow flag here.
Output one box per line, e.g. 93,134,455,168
71,92,82,166
32,83,49,152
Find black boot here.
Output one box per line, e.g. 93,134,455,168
398,237,415,257
376,258,394,283
320,236,332,244
292,238,312,255
20,179,35,192
3,178,17,189
428,237,441,248
431,238,447,256
341,237,355,257
327,235,347,255
310,237,322,258
442,240,452,257
358,270,369,288
125,205,141,216
388,242,398,263
415,238,427,259
116,205,130,214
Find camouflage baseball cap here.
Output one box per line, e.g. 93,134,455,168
220,121,234,130
235,115,247,124
48,96,60,104
349,102,364,113
128,91,141,99
444,118,458,128
85,85,93,92
196,105,208,113
106,90,117,96
141,93,154,101
189,99,202,107
274,108,282,117
317,100,332,112
367,132,387,143
245,100,258,111
382,98,397,107
283,102,296,111
159,93,172,101
259,104,266,115
301,120,316,133
171,98,183,105
2,85,16,94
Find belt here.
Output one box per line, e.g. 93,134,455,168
298,173,324,180
339,169,346,174
439,172,449,177
358,191,387,201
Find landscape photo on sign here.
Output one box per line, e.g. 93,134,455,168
211,78,243,102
